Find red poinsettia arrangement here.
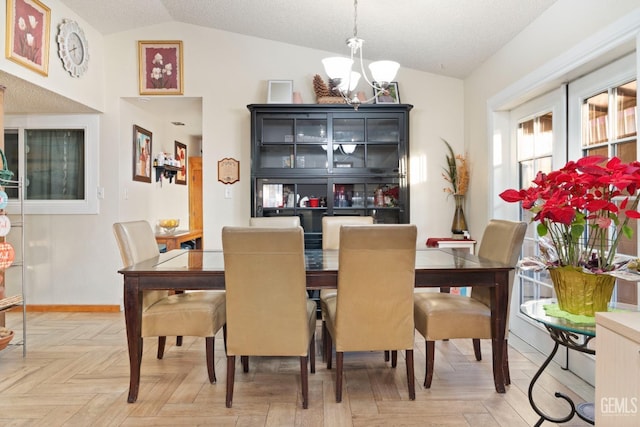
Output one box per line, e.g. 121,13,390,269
500,155,640,273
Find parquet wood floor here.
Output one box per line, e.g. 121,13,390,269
0,311,593,426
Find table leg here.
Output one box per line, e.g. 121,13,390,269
491,271,508,393
123,276,143,403
528,326,595,425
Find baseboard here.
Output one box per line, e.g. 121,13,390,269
20,305,121,313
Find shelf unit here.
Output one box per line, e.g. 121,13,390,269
249,103,412,248
0,178,26,356
153,164,181,183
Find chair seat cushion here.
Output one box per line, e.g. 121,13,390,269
142,291,226,338
319,289,336,319
414,292,491,340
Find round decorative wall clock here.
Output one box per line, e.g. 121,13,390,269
57,19,89,77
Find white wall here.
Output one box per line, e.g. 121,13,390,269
464,0,640,238
104,22,466,252
0,0,105,111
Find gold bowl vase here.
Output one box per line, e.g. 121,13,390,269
549,265,616,316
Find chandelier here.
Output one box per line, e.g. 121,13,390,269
322,0,400,107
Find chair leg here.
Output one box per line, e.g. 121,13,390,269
176,336,183,346
300,356,309,409
222,324,228,355
335,351,344,402
226,355,235,408
503,339,511,385
406,349,415,400
321,320,327,362
326,333,333,370
205,336,216,383
473,338,482,361
241,355,249,373
384,350,390,362
391,350,398,368
424,340,435,388
157,336,166,359
310,332,316,374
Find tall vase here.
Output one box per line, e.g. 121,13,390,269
451,194,468,235
549,266,616,316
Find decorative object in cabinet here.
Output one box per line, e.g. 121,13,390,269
249,103,412,248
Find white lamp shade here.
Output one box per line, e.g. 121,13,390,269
322,57,353,80
341,144,357,154
369,60,400,84
337,71,361,92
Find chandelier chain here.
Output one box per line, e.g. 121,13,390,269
353,0,358,39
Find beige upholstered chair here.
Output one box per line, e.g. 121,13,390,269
413,219,527,388
249,216,300,227
319,216,374,360
324,224,417,402
222,226,316,409
113,220,226,385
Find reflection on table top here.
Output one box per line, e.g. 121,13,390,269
120,247,508,273
520,298,640,337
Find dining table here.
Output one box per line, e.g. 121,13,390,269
118,247,513,403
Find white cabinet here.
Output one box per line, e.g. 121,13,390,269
595,312,640,426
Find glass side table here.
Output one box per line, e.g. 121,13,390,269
520,299,597,426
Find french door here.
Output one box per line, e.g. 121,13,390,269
507,54,637,384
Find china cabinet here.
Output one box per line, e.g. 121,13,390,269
248,103,412,248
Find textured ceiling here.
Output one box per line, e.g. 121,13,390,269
58,0,557,79
4,0,558,119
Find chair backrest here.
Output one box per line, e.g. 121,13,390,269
249,216,300,227
472,219,527,307
322,216,374,250
222,226,309,356
113,220,167,310
113,220,161,266
335,224,417,352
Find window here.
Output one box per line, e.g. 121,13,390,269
568,53,637,304
3,114,99,214
517,112,555,304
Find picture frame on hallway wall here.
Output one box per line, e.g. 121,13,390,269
138,40,183,95
133,125,152,183
175,141,187,185
373,82,400,104
5,0,51,76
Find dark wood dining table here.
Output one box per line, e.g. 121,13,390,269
119,248,513,403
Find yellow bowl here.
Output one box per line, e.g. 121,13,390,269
159,219,180,233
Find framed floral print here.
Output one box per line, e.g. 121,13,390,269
5,0,51,76
138,40,183,95
133,125,152,183
175,141,187,185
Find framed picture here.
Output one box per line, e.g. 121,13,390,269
373,82,400,104
217,158,240,184
138,40,183,95
174,141,187,185
267,80,293,103
133,125,152,183
5,0,51,76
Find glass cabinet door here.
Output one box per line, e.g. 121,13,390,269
332,179,403,224
330,115,402,171
258,116,328,170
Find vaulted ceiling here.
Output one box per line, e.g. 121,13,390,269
3,0,558,117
